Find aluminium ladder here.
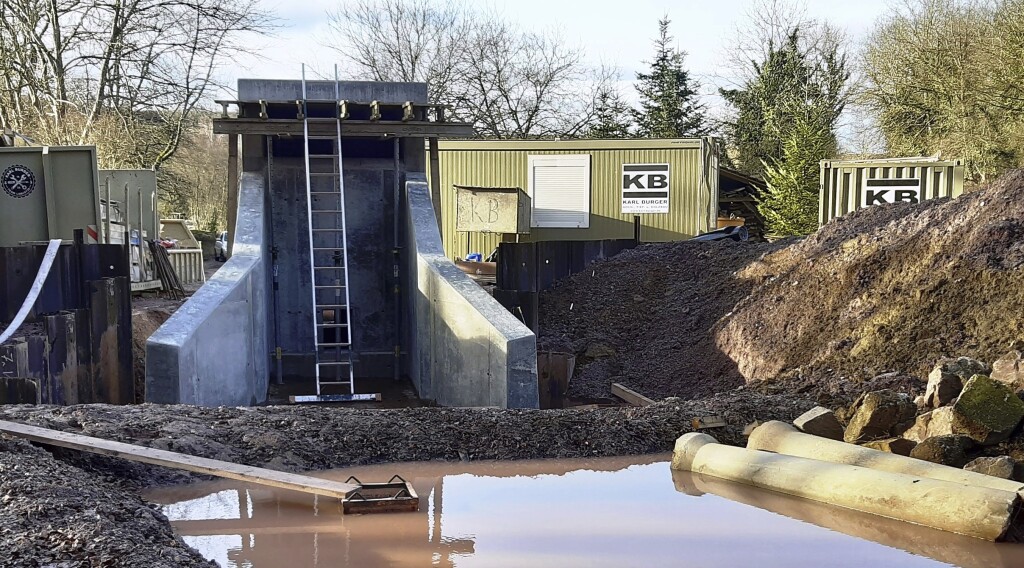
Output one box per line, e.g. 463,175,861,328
291,65,377,404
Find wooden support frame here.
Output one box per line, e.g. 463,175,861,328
611,382,655,407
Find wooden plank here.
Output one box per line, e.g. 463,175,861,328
0,420,359,499
611,383,655,407
692,415,727,430
226,134,239,260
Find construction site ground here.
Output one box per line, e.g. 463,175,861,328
3,171,1024,565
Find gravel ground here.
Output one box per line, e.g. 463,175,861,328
0,437,215,568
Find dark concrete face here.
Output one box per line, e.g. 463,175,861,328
237,79,427,104
266,137,402,380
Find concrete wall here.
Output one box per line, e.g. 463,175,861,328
145,171,270,406
403,174,538,408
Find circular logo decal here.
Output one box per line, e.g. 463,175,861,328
2,164,37,198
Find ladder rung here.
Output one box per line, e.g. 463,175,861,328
319,342,351,347
314,266,346,270
309,154,340,158
317,362,352,367
315,285,347,289
309,191,342,195
316,304,349,308
312,228,344,232
310,172,339,177
312,247,344,251
317,323,349,328
311,210,345,213
317,381,353,386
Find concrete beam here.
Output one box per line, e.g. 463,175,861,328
237,79,428,103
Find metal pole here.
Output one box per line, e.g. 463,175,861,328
392,136,401,382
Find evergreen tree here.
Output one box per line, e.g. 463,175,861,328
633,18,706,137
720,28,847,178
586,89,634,138
759,109,834,236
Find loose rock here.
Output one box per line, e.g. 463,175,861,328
862,437,917,456
964,456,1018,480
843,390,917,444
951,375,1024,445
910,435,975,468
793,406,844,440
991,350,1024,392
924,357,989,408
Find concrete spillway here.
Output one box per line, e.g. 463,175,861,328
145,79,537,408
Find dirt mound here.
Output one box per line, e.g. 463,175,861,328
538,240,784,400
132,307,173,402
0,437,214,568
717,169,1024,383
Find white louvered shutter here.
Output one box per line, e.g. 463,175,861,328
527,155,591,228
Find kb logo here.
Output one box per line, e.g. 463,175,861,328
622,164,670,214
2,164,36,198
864,178,921,206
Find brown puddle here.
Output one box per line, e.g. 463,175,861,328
145,455,1024,567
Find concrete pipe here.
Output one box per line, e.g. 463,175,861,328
672,432,1024,541
672,470,1024,568
747,420,1024,496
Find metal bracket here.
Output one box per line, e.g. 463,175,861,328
339,100,350,120
258,100,268,120
295,100,305,120
402,101,414,122
370,100,381,121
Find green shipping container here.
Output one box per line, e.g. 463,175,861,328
437,138,720,259
819,158,965,225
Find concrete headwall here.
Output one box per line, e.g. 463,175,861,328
145,172,269,406
403,174,538,408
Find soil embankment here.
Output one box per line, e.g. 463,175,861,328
540,170,1024,401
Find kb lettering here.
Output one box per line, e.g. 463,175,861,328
866,189,920,206
647,174,668,189
623,174,645,189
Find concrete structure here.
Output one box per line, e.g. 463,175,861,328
404,176,537,408
146,78,538,408
819,157,965,225
673,432,1023,541
436,138,721,259
146,171,270,406
746,420,1024,496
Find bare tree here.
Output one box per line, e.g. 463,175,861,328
0,0,270,168
324,0,613,139
326,0,467,104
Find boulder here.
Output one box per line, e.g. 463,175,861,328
862,437,917,456
844,390,918,444
951,375,1024,445
924,357,989,408
902,411,932,443
964,456,1017,480
991,350,1024,392
793,407,844,440
910,435,974,468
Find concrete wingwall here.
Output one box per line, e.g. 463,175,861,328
145,171,270,406
403,174,539,408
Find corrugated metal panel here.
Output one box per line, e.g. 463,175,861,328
819,158,965,225
437,138,716,259
0,146,102,247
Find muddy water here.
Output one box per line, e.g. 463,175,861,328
145,455,1024,568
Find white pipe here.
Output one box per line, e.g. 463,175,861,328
0,239,62,344
672,470,1024,568
672,432,1023,541
747,420,1024,496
